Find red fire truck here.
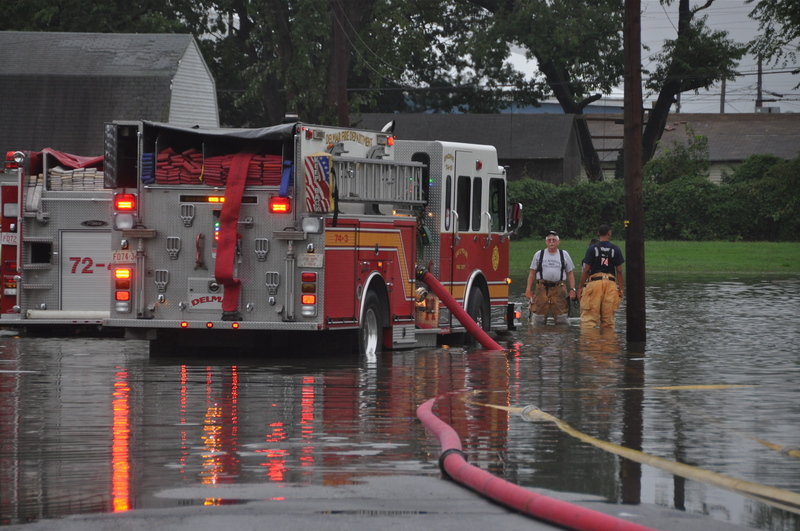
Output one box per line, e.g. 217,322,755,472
1,149,112,330
103,121,521,355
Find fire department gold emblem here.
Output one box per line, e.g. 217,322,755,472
492,246,499,271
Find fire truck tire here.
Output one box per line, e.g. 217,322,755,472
359,291,384,358
465,286,490,344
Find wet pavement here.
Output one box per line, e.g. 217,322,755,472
2,275,800,531
1,475,759,531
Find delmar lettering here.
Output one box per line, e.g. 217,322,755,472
325,131,373,147
191,295,223,306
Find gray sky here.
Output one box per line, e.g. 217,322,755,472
640,0,799,113
510,0,800,113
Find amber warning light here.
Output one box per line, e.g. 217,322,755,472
114,194,136,211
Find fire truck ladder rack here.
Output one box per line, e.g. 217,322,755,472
331,157,425,208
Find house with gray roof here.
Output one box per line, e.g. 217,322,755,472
357,112,800,184
355,113,583,185
0,31,219,156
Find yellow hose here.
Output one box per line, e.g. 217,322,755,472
472,398,800,515
558,385,800,460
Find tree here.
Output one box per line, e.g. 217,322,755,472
642,1,746,164
183,0,518,126
0,0,185,33
748,0,800,69
642,124,709,184
470,0,625,181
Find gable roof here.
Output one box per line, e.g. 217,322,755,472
588,112,800,163
656,113,800,162
0,32,195,77
0,31,218,155
355,113,579,160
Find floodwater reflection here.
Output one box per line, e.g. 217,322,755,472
1,275,799,531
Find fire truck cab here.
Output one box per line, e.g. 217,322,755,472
103,121,521,355
1,149,111,328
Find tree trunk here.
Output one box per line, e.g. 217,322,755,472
539,61,605,182
641,80,681,163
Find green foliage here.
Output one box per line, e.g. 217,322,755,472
510,152,800,242
646,16,747,94
0,0,186,33
720,153,783,184
508,178,624,240
643,125,710,185
748,0,800,67
751,157,800,239
489,0,626,98
643,175,721,240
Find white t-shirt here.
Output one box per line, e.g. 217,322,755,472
530,249,575,282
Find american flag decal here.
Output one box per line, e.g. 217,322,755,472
304,153,332,212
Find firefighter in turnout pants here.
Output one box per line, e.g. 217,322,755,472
577,224,625,328
525,231,577,325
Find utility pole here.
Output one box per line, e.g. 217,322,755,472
757,57,763,110
720,79,726,114
623,0,646,348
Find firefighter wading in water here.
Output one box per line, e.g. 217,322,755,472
577,224,625,328
525,230,577,325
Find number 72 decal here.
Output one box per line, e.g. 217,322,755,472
68,257,111,274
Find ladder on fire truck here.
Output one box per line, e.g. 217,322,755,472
330,157,425,209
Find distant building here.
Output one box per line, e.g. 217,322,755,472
0,31,219,156
590,113,800,182
357,112,800,183
356,113,584,185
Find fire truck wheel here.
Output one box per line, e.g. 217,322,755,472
466,287,490,344
359,291,383,358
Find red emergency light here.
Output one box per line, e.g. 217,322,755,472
114,194,136,211
269,196,291,214
4,151,20,170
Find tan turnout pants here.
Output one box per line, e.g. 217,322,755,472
530,281,569,324
580,276,621,328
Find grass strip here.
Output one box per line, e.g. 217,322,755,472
510,239,799,275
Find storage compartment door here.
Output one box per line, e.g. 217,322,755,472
60,231,112,310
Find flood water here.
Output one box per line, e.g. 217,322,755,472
1,274,800,530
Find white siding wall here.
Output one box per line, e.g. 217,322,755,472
169,39,219,128
708,163,736,184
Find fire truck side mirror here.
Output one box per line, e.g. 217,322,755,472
508,203,523,232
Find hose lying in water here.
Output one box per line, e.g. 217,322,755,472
473,399,800,516
416,396,658,531
415,267,502,351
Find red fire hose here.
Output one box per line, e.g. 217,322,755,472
416,267,503,351
416,396,658,531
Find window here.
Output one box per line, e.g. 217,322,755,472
456,176,471,231
471,178,482,231
411,153,430,204
489,178,506,232
444,175,452,231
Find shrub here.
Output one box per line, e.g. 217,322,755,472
508,153,800,242
643,125,710,185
